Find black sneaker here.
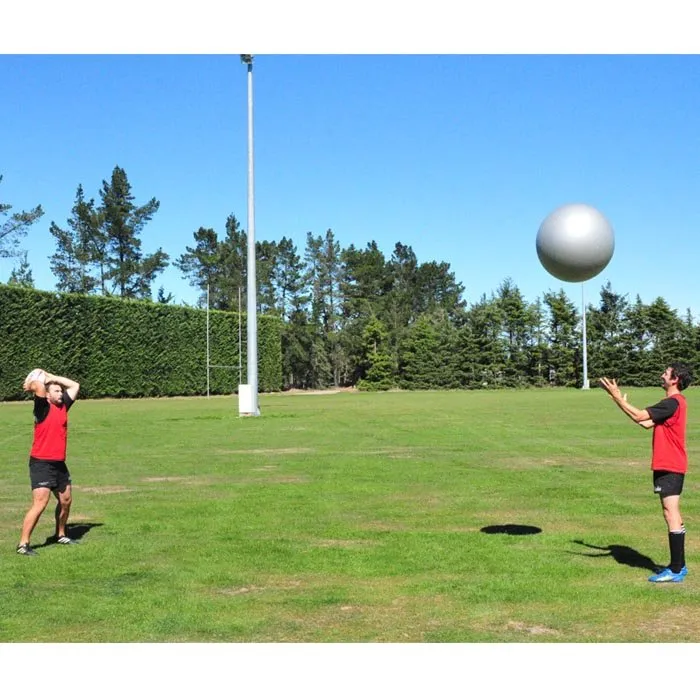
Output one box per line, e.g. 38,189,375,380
56,536,79,545
16,543,38,556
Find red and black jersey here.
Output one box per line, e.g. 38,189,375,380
647,393,687,474
30,391,75,461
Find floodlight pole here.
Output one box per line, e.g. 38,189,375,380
238,286,243,385
581,282,589,390
206,284,210,398
239,54,260,416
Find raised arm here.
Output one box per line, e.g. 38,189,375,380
599,377,653,429
43,371,81,401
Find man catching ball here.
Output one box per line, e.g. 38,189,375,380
600,363,692,583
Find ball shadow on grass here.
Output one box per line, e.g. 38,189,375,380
480,524,542,536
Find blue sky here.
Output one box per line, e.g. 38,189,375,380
4,51,700,317
3,4,700,326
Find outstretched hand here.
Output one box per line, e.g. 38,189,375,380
599,376,624,401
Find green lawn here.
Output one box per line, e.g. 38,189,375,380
1,387,699,642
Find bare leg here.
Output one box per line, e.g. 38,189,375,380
19,488,51,545
661,495,683,531
54,485,73,538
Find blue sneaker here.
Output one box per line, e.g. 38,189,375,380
648,567,688,583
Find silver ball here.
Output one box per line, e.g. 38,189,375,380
536,203,615,283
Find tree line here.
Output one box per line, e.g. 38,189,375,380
3,166,698,390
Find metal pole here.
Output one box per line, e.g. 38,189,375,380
581,282,589,390
206,284,210,398
242,54,259,415
238,286,242,385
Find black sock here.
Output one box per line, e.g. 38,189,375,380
669,530,686,573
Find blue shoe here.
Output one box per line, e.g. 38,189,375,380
648,567,688,583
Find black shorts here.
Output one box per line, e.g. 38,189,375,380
29,457,71,492
653,470,684,497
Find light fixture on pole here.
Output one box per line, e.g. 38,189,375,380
238,53,260,416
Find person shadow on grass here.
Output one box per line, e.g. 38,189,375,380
570,539,660,573
34,522,104,550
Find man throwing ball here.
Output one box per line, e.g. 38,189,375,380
17,368,81,556
600,363,692,583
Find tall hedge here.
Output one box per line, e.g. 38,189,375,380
0,285,282,400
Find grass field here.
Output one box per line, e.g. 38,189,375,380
1,386,699,643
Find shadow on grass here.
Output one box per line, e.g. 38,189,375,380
34,522,104,549
481,524,542,536
570,539,660,572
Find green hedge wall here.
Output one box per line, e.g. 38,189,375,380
0,285,282,400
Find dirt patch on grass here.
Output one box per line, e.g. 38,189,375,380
384,493,443,506
140,476,218,486
216,447,314,455
217,585,264,596
272,592,458,642
607,605,700,641
359,449,419,460
77,486,134,494
214,578,304,597
142,476,191,482
249,475,309,484
208,575,469,641
221,473,308,485
506,620,560,636
498,455,644,472
308,538,374,549
359,521,411,532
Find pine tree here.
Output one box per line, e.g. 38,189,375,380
496,278,537,386
49,185,102,294
156,286,174,304
7,252,34,288
357,317,395,391
256,239,278,314
340,241,389,322
585,281,629,381
543,289,580,386
175,215,247,310
174,226,220,307
1,174,43,261
624,295,656,385
274,236,308,322
98,166,168,299
399,311,459,389
457,294,507,388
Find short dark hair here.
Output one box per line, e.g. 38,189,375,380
670,363,693,391
44,380,62,391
